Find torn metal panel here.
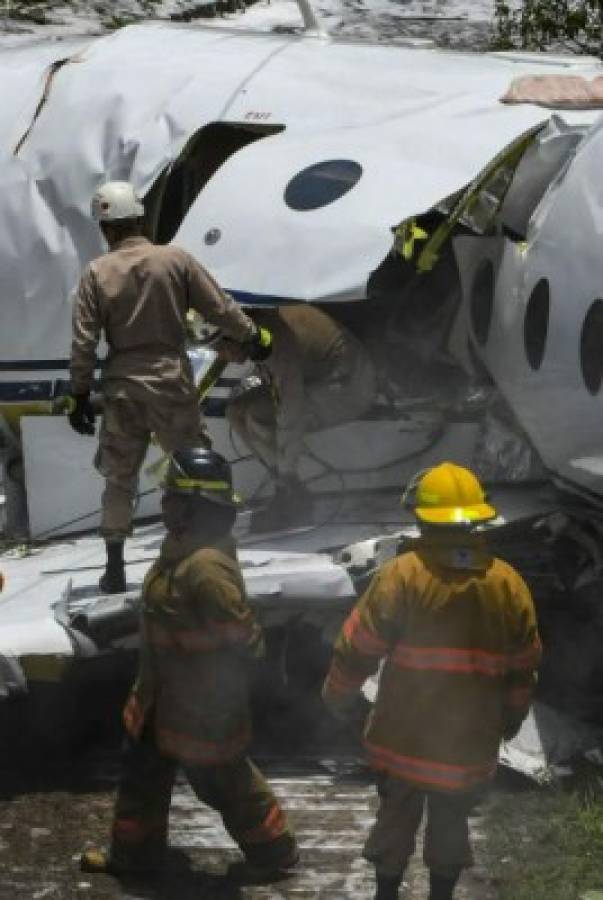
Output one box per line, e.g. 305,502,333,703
0,521,356,695
500,701,603,782
453,114,603,498
14,56,77,155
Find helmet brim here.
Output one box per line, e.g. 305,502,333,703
415,502,496,525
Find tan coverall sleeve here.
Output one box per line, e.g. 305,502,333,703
185,255,255,343
503,575,542,740
267,329,307,478
322,560,401,712
70,269,102,395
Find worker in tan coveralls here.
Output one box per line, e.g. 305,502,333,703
221,304,376,531
81,447,298,881
322,462,541,900
69,181,268,594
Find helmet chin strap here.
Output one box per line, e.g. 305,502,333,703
166,496,235,542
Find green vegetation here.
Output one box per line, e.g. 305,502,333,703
4,1,51,24
487,782,603,900
1,1,165,29
493,1,603,55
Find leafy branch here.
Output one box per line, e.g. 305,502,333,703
493,0,603,56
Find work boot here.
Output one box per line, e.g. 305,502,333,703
428,870,461,900
250,478,313,533
99,540,126,594
374,873,401,899
226,847,299,884
80,846,161,877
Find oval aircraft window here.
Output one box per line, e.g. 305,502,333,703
524,278,550,371
284,160,363,211
470,259,495,347
580,299,603,395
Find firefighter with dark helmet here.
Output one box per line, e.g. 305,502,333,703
322,462,541,900
81,447,298,881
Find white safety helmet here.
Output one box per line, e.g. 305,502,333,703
90,181,144,222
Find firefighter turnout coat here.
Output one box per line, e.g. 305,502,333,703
323,533,541,792
132,532,264,766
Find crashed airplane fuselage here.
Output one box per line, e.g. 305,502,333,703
1,22,603,539
2,19,603,769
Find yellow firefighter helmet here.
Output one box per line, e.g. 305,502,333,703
404,462,496,526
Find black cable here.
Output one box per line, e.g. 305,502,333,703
27,416,447,543
290,423,446,535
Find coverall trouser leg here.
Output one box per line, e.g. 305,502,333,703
96,392,207,541
111,732,176,867
306,353,377,430
110,728,295,869
227,358,377,478
226,385,277,473
186,757,297,867
362,774,481,879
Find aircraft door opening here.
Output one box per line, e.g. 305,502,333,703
146,122,285,244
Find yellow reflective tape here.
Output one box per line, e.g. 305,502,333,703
394,219,429,261
173,478,231,491
20,654,71,683
416,123,544,274
0,401,55,436
258,326,272,348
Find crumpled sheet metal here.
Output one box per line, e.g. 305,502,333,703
0,23,602,363
240,548,356,605
499,701,603,782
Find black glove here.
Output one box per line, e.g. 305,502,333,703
68,392,96,436
247,326,273,362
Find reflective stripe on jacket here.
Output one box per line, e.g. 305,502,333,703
323,537,541,792
134,534,264,766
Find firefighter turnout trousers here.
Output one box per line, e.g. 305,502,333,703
363,773,482,879
110,728,296,869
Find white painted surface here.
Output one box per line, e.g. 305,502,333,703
0,20,601,364
21,416,163,539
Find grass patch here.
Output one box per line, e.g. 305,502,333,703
486,782,603,900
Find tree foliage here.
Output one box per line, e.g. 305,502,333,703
493,0,603,55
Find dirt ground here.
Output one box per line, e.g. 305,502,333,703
0,737,500,900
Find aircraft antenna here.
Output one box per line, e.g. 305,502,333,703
295,0,329,37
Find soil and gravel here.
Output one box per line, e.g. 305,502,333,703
0,739,499,900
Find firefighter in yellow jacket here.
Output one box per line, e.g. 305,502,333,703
81,447,298,881
322,462,541,900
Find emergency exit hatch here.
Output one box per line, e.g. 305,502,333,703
145,122,285,244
